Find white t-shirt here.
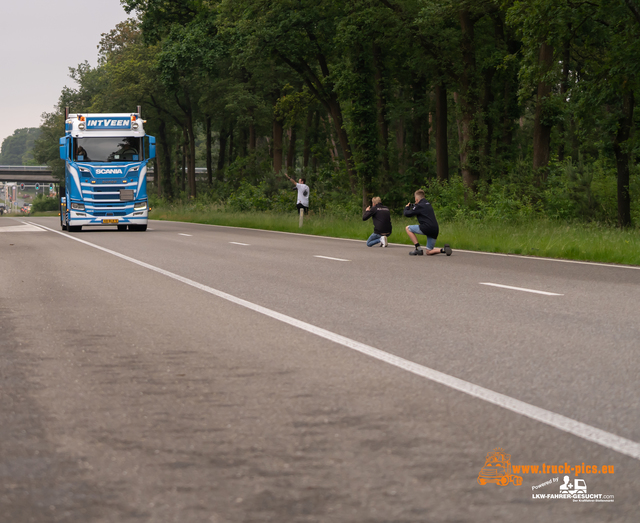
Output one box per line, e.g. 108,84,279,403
296,183,309,207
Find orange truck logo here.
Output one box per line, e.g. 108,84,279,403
478,448,523,486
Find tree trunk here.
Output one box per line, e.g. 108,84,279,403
157,117,173,199
453,92,463,170
228,123,234,166
181,128,187,193
249,117,256,152
286,125,297,174
396,115,405,175
501,77,514,153
613,91,634,227
533,42,554,180
205,115,212,186
558,41,570,162
312,111,320,173
327,97,357,192
240,128,248,158
458,9,480,190
435,83,449,181
273,116,283,174
410,77,426,169
482,67,496,161
216,126,227,181
373,44,390,173
303,110,312,168
570,117,579,162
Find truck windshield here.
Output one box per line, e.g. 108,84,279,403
75,137,142,162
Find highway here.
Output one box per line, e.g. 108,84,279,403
1,216,638,522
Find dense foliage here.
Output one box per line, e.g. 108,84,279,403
33,0,640,226
0,128,40,165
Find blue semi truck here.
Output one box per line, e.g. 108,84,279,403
59,107,155,232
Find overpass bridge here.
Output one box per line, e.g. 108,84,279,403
0,165,211,184
0,165,56,183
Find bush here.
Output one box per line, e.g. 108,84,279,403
31,194,58,212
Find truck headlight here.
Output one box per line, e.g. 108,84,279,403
134,201,147,211
71,202,85,211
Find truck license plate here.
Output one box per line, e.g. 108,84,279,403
103,219,119,224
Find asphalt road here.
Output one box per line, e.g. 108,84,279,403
1,216,638,522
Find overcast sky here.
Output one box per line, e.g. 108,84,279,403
0,1,132,146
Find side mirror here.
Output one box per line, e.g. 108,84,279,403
148,136,156,160
59,137,66,160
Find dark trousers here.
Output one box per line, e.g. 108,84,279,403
296,203,309,214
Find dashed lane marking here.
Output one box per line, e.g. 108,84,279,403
0,224,44,233
27,221,640,461
314,255,350,262
229,242,250,246
178,233,192,237
480,282,564,296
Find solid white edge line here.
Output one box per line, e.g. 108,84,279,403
153,219,640,271
28,220,640,461
480,282,564,296
314,255,350,262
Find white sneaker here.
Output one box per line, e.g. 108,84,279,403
381,236,388,247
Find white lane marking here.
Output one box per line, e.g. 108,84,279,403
178,233,192,237
462,248,640,271
0,224,44,233
314,255,350,262
164,220,640,271
229,242,250,246
480,282,564,296
27,220,640,461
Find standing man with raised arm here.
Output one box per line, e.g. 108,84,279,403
284,173,310,215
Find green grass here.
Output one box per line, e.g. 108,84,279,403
24,211,59,217
145,204,640,266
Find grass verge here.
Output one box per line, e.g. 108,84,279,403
149,205,640,266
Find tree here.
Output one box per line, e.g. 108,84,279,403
0,128,41,165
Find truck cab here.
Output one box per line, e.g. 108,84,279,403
59,110,155,232
477,449,523,486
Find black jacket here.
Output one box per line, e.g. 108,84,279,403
362,204,392,235
404,198,439,238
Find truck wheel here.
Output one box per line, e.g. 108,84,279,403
61,216,67,231
499,476,509,486
117,224,128,231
